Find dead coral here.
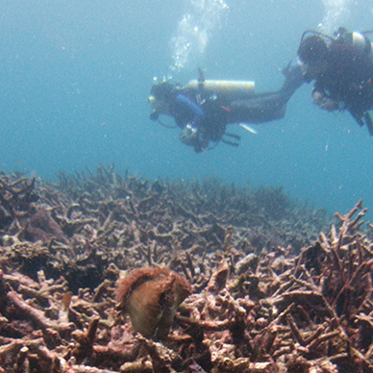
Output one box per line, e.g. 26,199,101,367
2,167,373,372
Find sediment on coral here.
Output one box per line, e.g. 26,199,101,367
2,166,373,372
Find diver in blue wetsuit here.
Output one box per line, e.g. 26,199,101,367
149,79,229,152
149,67,304,152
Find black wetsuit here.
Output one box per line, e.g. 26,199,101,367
226,63,304,124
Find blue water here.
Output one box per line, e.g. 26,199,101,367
1,0,373,219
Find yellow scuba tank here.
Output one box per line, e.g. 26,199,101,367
184,79,255,100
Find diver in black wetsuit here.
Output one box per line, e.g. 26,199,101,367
296,27,373,135
148,67,304,152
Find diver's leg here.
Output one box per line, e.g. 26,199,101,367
228,92,287,123
227,63,303,124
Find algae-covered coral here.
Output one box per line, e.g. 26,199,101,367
0,166,372,373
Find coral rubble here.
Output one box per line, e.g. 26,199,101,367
0,166,373,372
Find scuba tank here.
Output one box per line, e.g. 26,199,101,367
339,30,372,55
301,28,373,55
184,79,255,101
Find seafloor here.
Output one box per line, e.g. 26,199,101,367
0,165,372,373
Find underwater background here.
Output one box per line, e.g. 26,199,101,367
1,0,373,218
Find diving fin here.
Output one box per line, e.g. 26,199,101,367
349,109,365,127
225,132,241,140
239,123,258,135
221,138,240,147
364,112,373,136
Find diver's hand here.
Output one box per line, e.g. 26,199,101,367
180,124,210,152
180,124,198,146
313,91,339,112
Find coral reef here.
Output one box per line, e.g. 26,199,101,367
1,166,373,372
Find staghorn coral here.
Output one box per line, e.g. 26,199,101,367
2,167,373,372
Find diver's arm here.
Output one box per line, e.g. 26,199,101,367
175,94,204,127
176,93,210,151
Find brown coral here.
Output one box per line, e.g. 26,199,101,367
116,267,192,340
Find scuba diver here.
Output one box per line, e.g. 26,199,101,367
148,67,304,152
149,27,373,152
149,73,234,153
296,26,373,135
